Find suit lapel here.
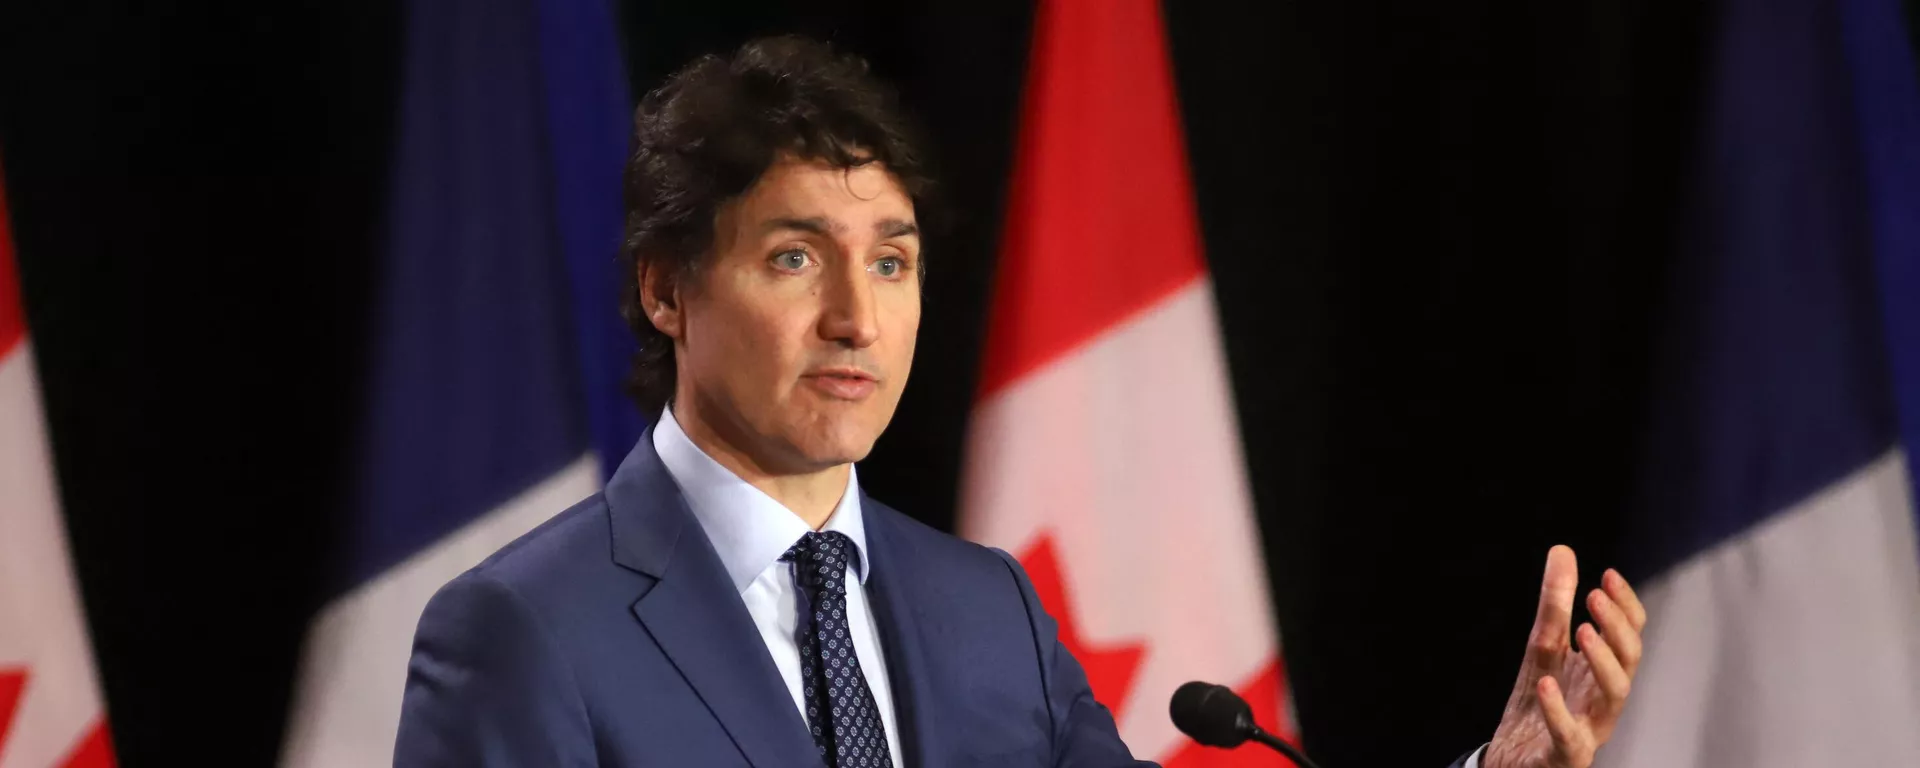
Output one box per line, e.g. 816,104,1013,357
862,497,953,768
606,432,822,768
633,561,820,768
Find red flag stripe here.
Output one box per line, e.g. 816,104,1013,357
0,165,27,359
977,0,1208,399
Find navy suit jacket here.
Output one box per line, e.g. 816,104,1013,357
395,433,1154,767
396,433,1480,767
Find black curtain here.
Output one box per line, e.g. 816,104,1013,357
0,1,1714,765
0,3,396,764
1165,4,1705,764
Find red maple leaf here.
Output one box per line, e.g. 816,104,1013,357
1016,536,1148,721
1018,537,1297,766
59,722,116,768
0,666,116,768
1162,660,1292,767
0,666,27,759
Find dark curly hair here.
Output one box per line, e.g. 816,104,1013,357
620,35,934,416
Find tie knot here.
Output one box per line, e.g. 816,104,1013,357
782,530,854,592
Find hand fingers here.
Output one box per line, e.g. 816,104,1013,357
1603,568,1648,632
1588,588,1645,676
1538,675,1593,765
1577,622,1631,713
1524,546,1580,681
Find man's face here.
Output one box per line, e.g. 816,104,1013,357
666,155,921,473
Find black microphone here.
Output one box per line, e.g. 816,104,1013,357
1170,681,1323,768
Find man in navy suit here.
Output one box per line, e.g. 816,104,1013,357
395,36,1648,768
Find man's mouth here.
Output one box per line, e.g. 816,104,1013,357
801,367,879,401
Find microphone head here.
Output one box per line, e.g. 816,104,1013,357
1169,681,1254,748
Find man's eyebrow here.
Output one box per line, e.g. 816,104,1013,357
759,216,919,240
877,219,919,239
760,216,834,237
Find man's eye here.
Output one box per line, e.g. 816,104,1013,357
773,249,809,270
872,257,903,278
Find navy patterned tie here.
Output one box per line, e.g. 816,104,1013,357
782,531,894,768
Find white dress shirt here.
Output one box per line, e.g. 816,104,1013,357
653,409,904,763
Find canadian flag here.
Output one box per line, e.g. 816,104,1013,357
0,167,116,768
960,1,1291,765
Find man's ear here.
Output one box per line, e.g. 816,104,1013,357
637,259,684,340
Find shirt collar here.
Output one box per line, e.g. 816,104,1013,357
652,406,870,592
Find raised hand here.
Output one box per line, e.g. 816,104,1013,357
1483,546,1648,768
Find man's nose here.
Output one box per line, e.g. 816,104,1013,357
819,258,880,349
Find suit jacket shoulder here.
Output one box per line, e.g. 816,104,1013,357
860,497,1022,588
457,492,639,609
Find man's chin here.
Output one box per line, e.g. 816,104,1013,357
795,441,875,470
784,426,881,470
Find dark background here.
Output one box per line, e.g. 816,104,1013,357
0,0,1738,765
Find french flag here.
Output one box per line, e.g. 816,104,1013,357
960,1,1291,764
0,163,116,768
1595,0,1920,764
278,0,638,763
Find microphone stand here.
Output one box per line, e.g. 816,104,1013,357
1247,724,1323,768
